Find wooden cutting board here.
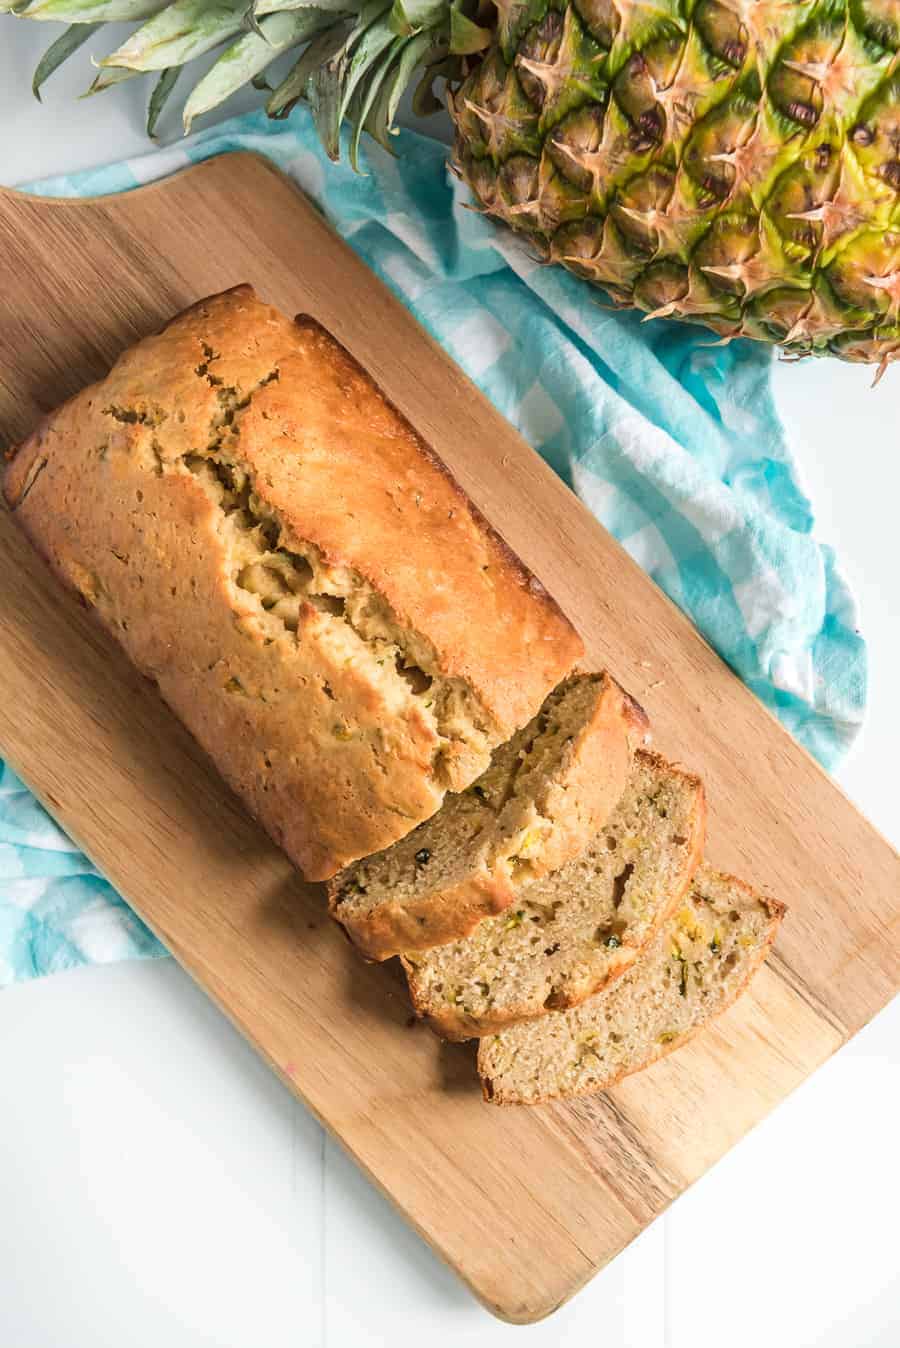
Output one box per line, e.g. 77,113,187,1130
0,152,897,1324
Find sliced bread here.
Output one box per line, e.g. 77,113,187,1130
403,750,705,1040
327,672,648,960
478,866,785,1104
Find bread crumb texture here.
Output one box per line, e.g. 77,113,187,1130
404,750,705,1039
478,866,785,1104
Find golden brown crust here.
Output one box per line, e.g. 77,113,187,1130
412,751,706,1041
273,311,583,735
332,673,649,961
3,285,581,880
479,870,786,1105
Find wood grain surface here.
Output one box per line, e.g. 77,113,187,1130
0,152,897,1324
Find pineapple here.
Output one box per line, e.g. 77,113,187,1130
451,0,900,371
5,0,900,371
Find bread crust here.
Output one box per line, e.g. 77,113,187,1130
3,285,581,880
412,751,706,1040
331,673,649,960
479,872,786,1104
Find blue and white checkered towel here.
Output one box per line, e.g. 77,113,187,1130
3,106,865,986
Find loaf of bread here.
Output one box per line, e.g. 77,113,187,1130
6,282,780,1115
477,867,785,1104
403,751,706,1040
328,672,649,959
3,286,582,880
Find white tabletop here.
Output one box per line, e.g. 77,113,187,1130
1,24,898,1348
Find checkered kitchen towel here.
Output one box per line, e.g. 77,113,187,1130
3,106,865,985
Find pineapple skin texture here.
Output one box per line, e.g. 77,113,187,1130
450,0,900,370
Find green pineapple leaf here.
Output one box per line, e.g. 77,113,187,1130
32,21,99,100
364,48,406,149
83,63,141,95
266,21,350,116
389,0,445,37
146,64,180,135
182,8,338,131
308,49,347,158
338,6,396,127
13,1,162,17
349,35,401,168
385,25,434,122
101,0,247,71
241,0,264,37
448,3,489,54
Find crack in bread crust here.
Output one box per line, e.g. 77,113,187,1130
177,357,499,792
6,453,47,510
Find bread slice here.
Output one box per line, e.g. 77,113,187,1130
328,672,649,960
403,750,705,1040
478,867,785,1104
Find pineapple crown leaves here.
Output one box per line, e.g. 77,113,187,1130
241,1,266,38
7,0,489,155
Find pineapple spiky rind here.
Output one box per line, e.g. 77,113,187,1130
451,0,900,369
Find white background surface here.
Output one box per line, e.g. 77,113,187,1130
1,21,899,1348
